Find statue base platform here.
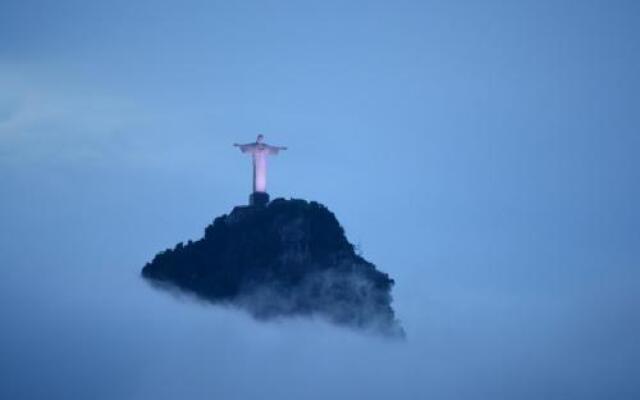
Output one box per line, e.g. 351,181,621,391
249,192,270,207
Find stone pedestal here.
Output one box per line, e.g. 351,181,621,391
249,191,270,207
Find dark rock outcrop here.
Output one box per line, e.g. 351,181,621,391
142,198,404,337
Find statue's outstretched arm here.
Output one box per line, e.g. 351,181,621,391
234,143,255,153
266,145,287,155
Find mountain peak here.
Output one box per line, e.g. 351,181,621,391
142,198,404,337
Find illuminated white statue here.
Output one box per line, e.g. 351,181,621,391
234,134,287,204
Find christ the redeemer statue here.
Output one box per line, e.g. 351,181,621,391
234,134,287,206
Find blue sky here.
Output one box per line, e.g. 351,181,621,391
1,1,639,399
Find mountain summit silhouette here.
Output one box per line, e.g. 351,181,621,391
142,198,404,337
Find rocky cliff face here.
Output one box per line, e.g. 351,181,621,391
142,198,404,337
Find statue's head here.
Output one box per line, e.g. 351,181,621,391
256,134,264,143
